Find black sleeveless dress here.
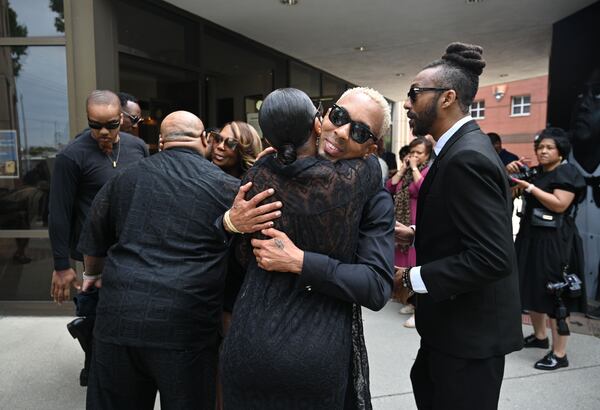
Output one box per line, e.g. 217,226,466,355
221,154,380,409
515,163,586,315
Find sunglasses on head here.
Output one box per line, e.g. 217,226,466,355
328,104,376,144
207,131,239,150
122,111,143,125
407,86,450,103
88,118,121,130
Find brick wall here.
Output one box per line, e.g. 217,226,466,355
473,75,548,166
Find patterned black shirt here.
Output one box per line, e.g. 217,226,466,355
78,147,238,349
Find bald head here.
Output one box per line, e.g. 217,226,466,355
161,111,204,142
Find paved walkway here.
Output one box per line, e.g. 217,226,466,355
1,301,599,409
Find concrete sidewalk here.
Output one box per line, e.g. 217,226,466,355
1,302,599,409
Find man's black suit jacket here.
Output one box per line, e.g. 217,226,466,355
414,120,523,359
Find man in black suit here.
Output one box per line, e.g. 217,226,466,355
395,43,523,409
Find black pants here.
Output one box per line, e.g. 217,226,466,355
410,344,505,410
87,339,217,410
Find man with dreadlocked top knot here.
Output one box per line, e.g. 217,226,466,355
394,43,523,409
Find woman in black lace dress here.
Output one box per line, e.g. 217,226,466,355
220,88,382,409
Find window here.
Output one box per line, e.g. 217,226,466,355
511,95,531,116
289,61,321,98
470,100,485,119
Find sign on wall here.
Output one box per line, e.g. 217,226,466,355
0,130,19,179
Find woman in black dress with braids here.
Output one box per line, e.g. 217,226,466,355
220,88,383,409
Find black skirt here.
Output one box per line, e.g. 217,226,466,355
515,216,586,316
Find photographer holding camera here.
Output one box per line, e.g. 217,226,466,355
509,127,586,370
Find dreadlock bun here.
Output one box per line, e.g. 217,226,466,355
442,42,486,76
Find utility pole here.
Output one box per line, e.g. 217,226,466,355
19,92,29,172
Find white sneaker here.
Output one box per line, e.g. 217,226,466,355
399,305,415,314
403,314,415,328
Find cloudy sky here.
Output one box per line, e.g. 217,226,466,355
8,0,69,148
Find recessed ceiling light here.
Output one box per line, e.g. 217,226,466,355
499,73,509,77
466,0,483,3
354,46,367,52
280,0,298,5
395,73,405,77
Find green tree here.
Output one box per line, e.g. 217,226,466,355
49,0,64,33
7,4,28,76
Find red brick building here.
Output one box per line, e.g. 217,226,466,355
471,75,548,165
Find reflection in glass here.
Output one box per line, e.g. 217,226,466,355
116,1,187,65
290,61,320,98
120,54,199,153
0,45,68,301
322,74,346,99
203,32,280,128
0,0,64,37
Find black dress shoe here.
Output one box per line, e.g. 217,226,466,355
523,334,549,348
534,351,569,370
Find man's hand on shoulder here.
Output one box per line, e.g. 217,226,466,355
51,268,80,304
226,182,282,234
251,228,304,274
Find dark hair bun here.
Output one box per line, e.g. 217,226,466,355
442,42,486,76
277,143,297,165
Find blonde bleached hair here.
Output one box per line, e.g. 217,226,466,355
339,87,391,139
227,121,263,172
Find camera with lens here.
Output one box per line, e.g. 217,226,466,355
508,165,538,187
545,269,583,336
546,273,582,298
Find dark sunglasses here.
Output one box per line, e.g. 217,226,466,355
207,131,239,150
122,111,143,125
407,86,450,103
328,104,376,144
87,118,120,130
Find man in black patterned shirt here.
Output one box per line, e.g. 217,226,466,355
79,111,240,409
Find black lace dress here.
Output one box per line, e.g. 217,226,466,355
221,154,380,410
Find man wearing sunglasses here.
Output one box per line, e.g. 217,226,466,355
394,43,522,410
243,87,395,320
49,90,148,385
118,92,144,137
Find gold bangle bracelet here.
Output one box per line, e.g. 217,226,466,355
224,210,242,234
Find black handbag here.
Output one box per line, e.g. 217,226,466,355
530,207,563,228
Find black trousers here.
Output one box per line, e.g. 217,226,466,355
87,339,217,410
410,343,505,410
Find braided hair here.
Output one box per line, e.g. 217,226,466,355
424,42,486,113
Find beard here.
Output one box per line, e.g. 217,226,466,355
410,98,438,137
98,139,114,154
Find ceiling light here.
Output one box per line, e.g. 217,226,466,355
499,73,509,77
280,0,298,5
354,46,367,52
465,0,483,3
395,73,405,77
